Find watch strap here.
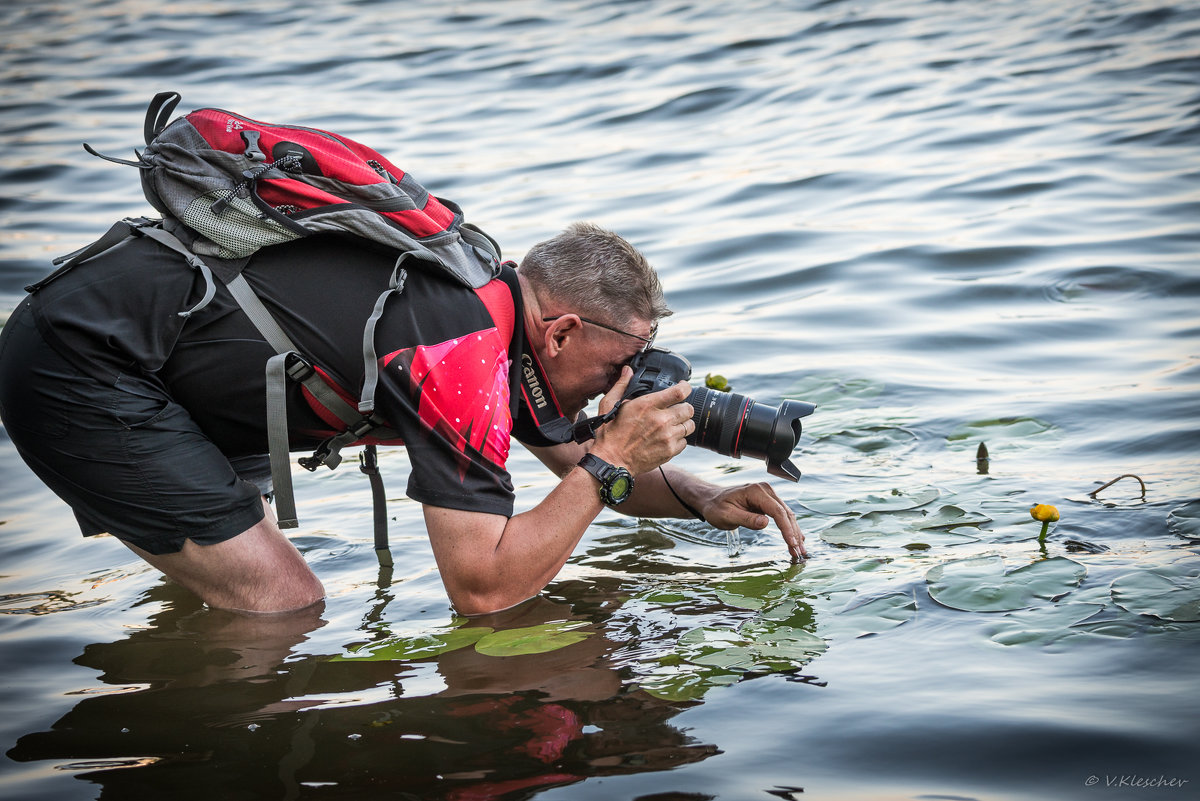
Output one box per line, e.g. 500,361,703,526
577,453,634,505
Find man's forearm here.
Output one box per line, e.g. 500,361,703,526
615,463,717,521
424,466,607,615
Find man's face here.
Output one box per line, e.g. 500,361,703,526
546,314,656,418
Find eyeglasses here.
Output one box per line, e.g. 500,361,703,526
542,315,657,352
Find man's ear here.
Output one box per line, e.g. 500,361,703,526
545,314,583,357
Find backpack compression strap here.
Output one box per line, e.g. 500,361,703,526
123,225,399,565
222,271,397,551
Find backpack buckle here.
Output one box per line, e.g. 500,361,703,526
285,353,315,383
359,444,379,475
298,443,338,472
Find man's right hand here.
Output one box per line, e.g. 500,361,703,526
589,366,694,476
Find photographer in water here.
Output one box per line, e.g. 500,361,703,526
0,221,807,617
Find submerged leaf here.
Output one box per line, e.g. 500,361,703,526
640,620,827,701
986,603,1105,646
799,487,940,516
334,626,492,662
946,417,1056,443
1167,501,1200,542
739,620,827,655
819,593,917,640
1111,559,1200,622
473,621,591,657
712,570,801,609
820,512,980,549
925,556,1087,612
639,665,740,702
817,425,918,455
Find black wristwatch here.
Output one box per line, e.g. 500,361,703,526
577,453,635,506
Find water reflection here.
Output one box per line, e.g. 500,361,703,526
7,589,718,800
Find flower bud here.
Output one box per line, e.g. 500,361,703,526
1030,503,1060,523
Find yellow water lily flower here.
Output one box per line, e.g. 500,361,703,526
1030,504,1060,522
1031,503,1060,544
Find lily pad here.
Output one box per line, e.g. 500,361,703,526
946,417,1057,445
925,556,1087,612
918,505,993,530
638,665,741,702
638,621,827,701
757,599,817,628
334,625,492,662
677,623,826,668
816,425,918,455
818,593,917,639
1167,501,1200,542
789,560,896,596
819,507,982,549
473,621,592,657
986,603,1105,647
785,375,883,408
798,487,940,516
1111,559,1200,622
738,620,827,660
713,570,803,610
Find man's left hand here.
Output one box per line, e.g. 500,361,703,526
701,482,807,561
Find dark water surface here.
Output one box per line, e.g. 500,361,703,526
2,1,1199,799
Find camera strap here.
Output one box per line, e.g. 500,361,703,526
516,341,616,444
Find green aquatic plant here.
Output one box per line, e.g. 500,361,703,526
819,504,988,549
639,621,827,701
1166,501,1200,542
985,602,1108,647
925,555,1086,612
818,593,917,640
1110,558,1200,622
796,486,940,516
631,563,925,701
474,621,592,656
946,416,1057,443
333,620,591,662
334,624,492,661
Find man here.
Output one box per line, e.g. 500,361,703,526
0,222,805,616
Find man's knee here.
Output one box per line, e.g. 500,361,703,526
126,519,326,614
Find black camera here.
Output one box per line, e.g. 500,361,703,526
624,347,815,481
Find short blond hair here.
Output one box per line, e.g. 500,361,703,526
519,222,671,326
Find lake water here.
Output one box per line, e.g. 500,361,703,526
2,0,1199,799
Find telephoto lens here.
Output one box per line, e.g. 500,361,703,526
686,386,815,481
625,348,816,481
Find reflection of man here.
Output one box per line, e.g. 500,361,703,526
0,221,805,615
6,591,717,800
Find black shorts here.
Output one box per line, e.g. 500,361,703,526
0,297,267,555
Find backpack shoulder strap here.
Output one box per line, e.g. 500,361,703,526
26,217,157,294
27,217,220,319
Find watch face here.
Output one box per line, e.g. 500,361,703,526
602,467,634,505
580,455,634,505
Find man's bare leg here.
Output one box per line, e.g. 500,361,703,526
124,499,325,613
